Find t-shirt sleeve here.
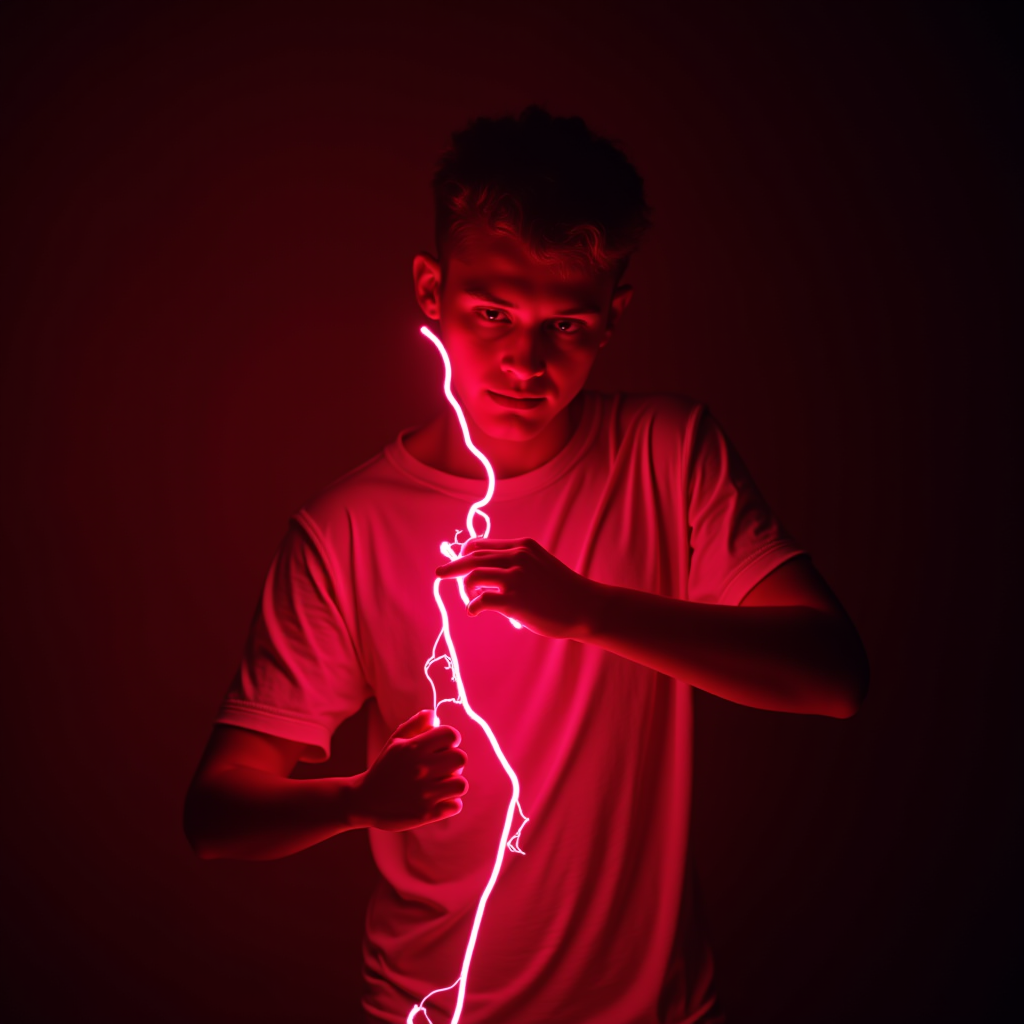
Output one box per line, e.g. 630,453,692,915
686,407,804,606
215,513,372,762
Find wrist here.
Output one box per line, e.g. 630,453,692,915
336,772,369,831
575,578,614,641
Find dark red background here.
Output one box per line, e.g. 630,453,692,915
2,2,1020,1022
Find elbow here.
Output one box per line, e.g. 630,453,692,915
830,643,870,719
182,787,221,861
183,823,222,862
831,686,865,720
185,832,220,861
182,814,209,860
812,612,870,719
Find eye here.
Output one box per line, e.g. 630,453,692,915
477,307,511,324
550,318,583,335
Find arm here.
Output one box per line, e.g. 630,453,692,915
584,555,868,718
183,711,469,861
437,542,868,719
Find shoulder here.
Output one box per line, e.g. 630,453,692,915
289,446,412,551
617,392,704,427
301,449,386,512
596,391,708,458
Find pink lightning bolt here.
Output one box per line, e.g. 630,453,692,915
408,325,529,1024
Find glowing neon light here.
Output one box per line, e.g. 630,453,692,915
408,325,529,1024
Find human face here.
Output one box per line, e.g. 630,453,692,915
414,231,631,459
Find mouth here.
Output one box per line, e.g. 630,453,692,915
486,390,547,410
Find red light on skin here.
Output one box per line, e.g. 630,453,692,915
486,390,547,410
409,326,529,1024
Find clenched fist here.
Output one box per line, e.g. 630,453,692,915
350,710,468,831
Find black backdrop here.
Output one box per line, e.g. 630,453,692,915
2,2,1020,1022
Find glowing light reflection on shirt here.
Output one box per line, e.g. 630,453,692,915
407,325,528,1024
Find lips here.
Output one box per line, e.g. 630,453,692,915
486,390,547,409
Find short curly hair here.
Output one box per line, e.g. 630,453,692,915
433,106,650,275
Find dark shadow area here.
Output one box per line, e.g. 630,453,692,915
1,2,1020,1021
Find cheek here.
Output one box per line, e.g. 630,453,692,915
448,344,493,396
549,345,600,385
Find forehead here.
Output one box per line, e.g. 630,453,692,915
443,230,616,308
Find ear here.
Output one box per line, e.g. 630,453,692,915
413,253,443,320
601,283,634,346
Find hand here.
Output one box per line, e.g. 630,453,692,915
351,710,468,831
435,536,597,639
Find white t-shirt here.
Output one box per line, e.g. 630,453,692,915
217,392,803,1024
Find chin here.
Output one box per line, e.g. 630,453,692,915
481,417,549,442
470,407,551,442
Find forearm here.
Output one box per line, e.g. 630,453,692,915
184,768,363,861
582,582,868,717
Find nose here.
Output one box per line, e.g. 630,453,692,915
500,329,545,381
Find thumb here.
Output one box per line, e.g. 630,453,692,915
391,709,436,741
467,592,502,617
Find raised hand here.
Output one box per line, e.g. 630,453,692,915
436,536,597,640
351,710,468,831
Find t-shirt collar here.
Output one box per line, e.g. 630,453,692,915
385,391,602,501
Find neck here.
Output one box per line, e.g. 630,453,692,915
407,395,585,479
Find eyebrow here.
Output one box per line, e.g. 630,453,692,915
465,287,518,309
463,286,601,317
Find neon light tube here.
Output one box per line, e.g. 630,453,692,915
407,326,529,1024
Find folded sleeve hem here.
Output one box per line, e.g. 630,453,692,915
214,699,333,763
716,541,806,607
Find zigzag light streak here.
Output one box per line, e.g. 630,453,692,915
407,325,529,1024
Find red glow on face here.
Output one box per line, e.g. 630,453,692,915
438,231,611,448
408,326,528,1024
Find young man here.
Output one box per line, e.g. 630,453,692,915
185,108,868,1024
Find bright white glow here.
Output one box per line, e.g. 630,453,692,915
407,326,529,1024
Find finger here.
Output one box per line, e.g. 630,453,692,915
466,592,509,617
430,798,464,820
463,568,515,592
424,749,468,778
460,537,531,553
415,724,462,752
436,554,518,578
391,710,436,741
427,775,470,800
